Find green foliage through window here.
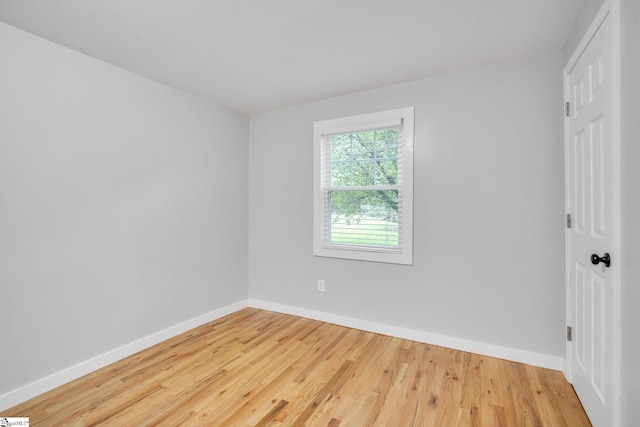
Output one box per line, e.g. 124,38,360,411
327,128,400,248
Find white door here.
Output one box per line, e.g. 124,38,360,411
566,11,618,427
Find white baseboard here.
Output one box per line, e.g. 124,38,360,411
1,298,565,412
0,300,248,412
248,299,565,372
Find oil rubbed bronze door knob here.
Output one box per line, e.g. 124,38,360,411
591,253,611,268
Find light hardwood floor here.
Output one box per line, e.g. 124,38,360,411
6,308,591,426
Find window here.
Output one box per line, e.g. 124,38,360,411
313,107,414,265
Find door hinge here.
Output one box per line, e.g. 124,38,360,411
565,101,571,117
566,213,572,229
567,326,573,341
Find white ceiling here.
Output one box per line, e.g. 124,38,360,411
0,0,585,114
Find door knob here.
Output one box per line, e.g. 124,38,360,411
591,253,611,268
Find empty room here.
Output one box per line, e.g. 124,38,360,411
1,0,639,426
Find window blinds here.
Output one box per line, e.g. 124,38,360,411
320,123,404,253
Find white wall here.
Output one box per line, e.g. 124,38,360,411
620,1,640,425
249,51,565,359
0,23,249,395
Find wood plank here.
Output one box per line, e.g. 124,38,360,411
4,308,592,426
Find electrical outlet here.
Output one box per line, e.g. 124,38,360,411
318,279,325,292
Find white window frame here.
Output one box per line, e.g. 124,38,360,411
313,107,414,265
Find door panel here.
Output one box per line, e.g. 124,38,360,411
567,12,614,427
